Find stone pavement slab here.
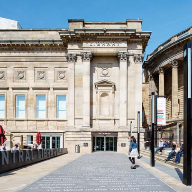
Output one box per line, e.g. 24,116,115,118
140,156,183,182
18,153,175,192
0,153,82,192
138,157,192,192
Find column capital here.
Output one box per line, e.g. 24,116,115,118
81,52,92,61
158,67,164,74
66,53,77,63
118,52,128,61
134,54,144,63
149,74,154,81
171,59,178,68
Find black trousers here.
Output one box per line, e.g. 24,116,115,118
129,157,135,164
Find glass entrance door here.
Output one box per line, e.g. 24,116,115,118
93,136,117,152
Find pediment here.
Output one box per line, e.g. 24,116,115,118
94,79,115,86
95,79,115,93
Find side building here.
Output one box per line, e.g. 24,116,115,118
143,27,192,144
0,19,151,153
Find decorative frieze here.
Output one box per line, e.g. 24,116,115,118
134,54,144,63
118,52,128,61
81,52,92,61
66,53,77,63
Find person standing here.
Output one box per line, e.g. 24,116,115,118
129,136,138,169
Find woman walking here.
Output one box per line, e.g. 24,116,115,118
129,136,138,169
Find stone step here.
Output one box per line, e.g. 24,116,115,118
140,150,183,169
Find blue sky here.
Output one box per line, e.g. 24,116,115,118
0,0,192,57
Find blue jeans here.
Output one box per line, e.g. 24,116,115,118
155,147,164,154
175,151,183,163
167,151,175,160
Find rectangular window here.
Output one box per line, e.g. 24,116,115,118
0,95,5,118
27,135,33,145
16,95,25,118
57,95,66,119
36,95,46,118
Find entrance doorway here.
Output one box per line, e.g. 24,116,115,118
93,135,117,152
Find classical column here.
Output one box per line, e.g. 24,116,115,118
158,67,164,95
171,59,179,119
118,52,128,128
81,52,92,128
66,53,77,127
134,54,144,126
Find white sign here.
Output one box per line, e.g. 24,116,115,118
157,97,166,126
83,41,127,48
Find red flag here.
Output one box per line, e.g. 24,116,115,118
36,132,42,145
0,125,7,145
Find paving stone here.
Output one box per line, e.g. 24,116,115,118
18,153,175,192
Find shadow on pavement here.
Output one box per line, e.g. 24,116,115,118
175,168,183,182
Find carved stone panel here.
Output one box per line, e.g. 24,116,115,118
14,68,26,82
35,68,47,82
0,70,5,80
55,68,67,82
97,64,112,79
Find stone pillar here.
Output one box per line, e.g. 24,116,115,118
134,54,144,124
81,52,92,128
66,53,77,127
158,67,164,95
171,60,179,119
118,52,128,128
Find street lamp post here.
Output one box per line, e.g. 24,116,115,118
151,92,155,167
183,42,192,186
130,121,132,136
137,111,140,159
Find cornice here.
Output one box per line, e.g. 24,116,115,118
144,26,192,69
59,29,151,52
0,40,65,51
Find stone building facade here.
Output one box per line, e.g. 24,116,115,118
143,27,192,143
0,19,151,153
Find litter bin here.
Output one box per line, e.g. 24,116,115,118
75,144,80,153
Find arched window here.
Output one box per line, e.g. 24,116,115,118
100,92,110,116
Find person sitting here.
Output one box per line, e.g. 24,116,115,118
165,141,177,162
175,141,184,164
12,144,19,151
155,138,164,155
1,143,6,151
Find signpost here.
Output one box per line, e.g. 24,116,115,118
150,92,155,167
157,97,166,126
156,96,166,147
183,42,192,186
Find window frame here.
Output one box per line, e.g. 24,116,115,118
56,95,67,119
16,94,26,119
36,94,47,119
0,94,6,119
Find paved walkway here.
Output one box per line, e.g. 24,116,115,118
18,153,175,192
0,153,82,192
140,156,183,182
